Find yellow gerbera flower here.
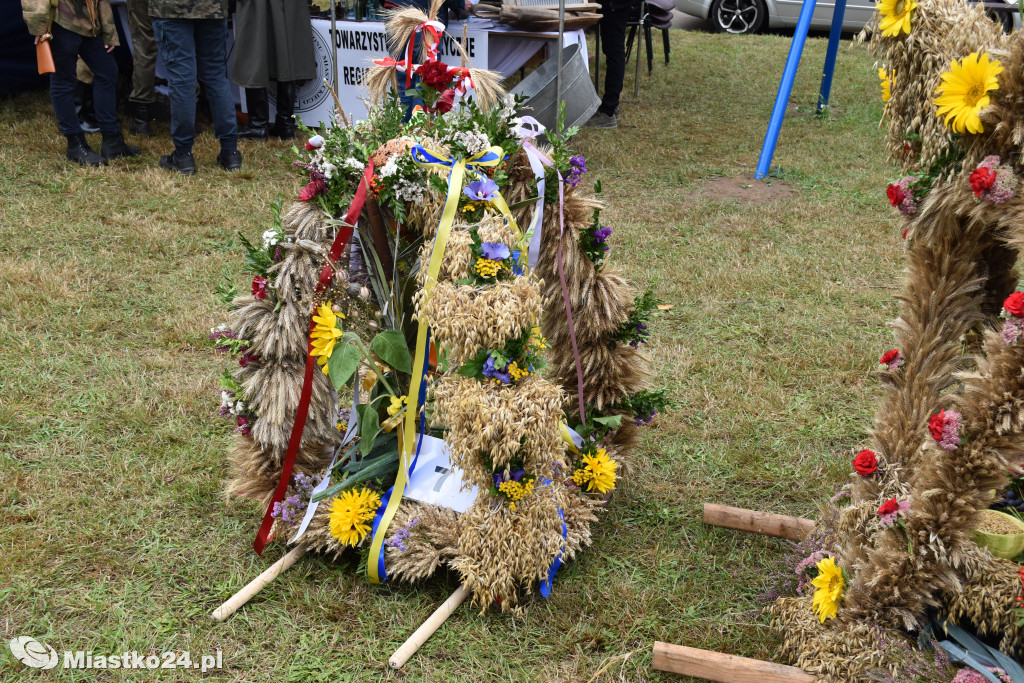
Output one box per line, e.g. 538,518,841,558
934,52,1002,135
810,556,845,623
310,302,344,374
879,68,891,102
328,488,382,547
573,448,618,494
876,0,916,37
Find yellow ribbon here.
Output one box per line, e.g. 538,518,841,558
367,150,467,583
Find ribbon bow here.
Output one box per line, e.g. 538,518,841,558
405,20,445,87
511,116,545,140
446,65,475,101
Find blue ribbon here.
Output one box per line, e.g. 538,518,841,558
539,507,567,598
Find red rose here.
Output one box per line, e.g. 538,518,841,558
1004,291,1024,318
853,449,878,476
879,349,900,366
418,59,453,90
435,88,456,115
877,498,899,516
969,166,997,196
928,410,946,441
886,183,905,207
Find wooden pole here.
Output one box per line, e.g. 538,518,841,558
702,503,815,541
211,545,307,622
389,585,470,669
652,642,817,682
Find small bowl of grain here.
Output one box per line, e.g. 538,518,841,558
971,509,1024,559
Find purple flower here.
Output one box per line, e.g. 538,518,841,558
593,226,612,244
1003,317,1023,345
385,517,420,553
629,322,650,349
565,155,587,187
633,410,657,426
463,178,499,202
480,242,510,261
482,355,511,384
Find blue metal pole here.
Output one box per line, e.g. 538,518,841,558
817,0,848,113
754,0,818,179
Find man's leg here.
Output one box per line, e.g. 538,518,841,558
153,18,198,153
77,34,120,134
193,19,238,152
127,0,157,135
599,3,628,118
49,25,86,138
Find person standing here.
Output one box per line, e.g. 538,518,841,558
126,0,157,136
150,0,241,174
22,0,141,165
586,0,629,129
232,0,316,141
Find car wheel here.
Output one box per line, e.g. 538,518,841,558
710,0,766,34
977,0,1013,32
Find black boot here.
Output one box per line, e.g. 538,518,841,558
101,131,142,160
238,88,269,139
129,102,152,137
66,133,106,166
271,81,298,140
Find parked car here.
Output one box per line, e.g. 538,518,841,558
674,0,1018,35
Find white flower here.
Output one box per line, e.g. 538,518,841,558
234,400,245,413
379,157,399,178
451,129,490,155
321,162,338,180
262,229,280,248
344,157,365,171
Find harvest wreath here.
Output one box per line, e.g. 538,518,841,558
207,0,668,655
659,0,1024,680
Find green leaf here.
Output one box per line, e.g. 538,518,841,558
356,403,381,458
371,330,412,374
593,414,623,430
326,343,360,391
457,351,488,379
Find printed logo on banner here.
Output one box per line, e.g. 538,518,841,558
270,27,335,122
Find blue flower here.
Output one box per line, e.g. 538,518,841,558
510,249,523,276
464,178,499,202
481,242,510,261
482,355,511,384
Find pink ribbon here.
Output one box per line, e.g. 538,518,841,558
522,139,586,421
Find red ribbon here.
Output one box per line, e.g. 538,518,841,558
404,23,442,88
253,161,375,555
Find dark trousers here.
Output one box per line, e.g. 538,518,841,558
151,18,237,153
598,3,630,116
49,23,119,136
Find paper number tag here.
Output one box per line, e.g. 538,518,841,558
403,435,478,513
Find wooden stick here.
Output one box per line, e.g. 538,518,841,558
702,503,815,541
652,642,817,682
389,585,469,668
211,545,307,622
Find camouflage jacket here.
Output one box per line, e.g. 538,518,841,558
149,0,228,20
22,0,118,45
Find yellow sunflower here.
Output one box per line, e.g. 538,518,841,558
328,488,382,547
310,302,344,374
876,0,916,37
934,52,1003,134
810,556,845,623
878,68,891,103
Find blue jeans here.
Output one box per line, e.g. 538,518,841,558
151,18,237,152
49,23,119,136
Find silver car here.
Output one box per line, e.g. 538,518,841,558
674,0,1016,34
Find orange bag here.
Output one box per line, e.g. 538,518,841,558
36,39,55,75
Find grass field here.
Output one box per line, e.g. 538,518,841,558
0,29,900,681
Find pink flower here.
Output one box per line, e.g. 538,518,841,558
299,179,326,202
879,499,910,528
972,155,1017,205
1002,317,1024,345
929,409,962,450
251,275,268,300
886,176,919,216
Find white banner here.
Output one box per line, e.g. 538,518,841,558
402,435,478,513
280,20,489,127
